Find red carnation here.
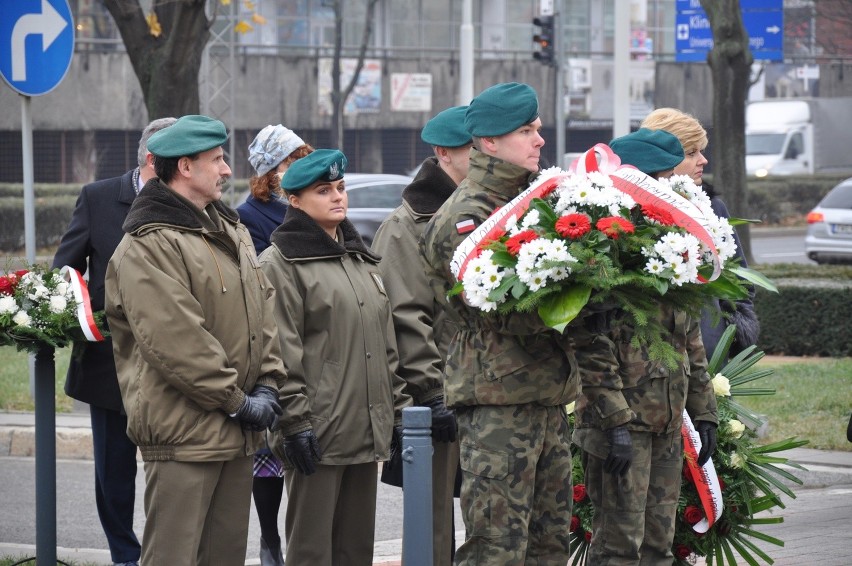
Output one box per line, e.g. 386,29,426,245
570,515,580,532
584,530,592,543
596,216,635,239
718,477,726,491
682,464,693,483
555,213,592,239
641,204,675,225
505,229,539,256
684,505,704,525
674,544,693,559
15,269,28,278
572,484,587,502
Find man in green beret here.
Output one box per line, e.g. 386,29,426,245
105,114,290,566
373,105,472,565
420,84,617,564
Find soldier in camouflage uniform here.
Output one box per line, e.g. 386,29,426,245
572,129,719,565
420,83,617,565
373,106,473,566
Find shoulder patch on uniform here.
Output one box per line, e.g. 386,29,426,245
455,218,477,234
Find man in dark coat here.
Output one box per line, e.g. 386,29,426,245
51,117,175,566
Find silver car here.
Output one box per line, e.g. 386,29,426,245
805,177,852,264
344,173,413,245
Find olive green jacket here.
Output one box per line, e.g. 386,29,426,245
372,157,459,405
259,207,412,466
106,179,285,462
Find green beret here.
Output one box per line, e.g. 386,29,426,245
609,128,685,176
464,83,539,137
281,149,347,192
421,106,472,148
147,115,227,158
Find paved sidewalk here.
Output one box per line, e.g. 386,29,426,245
2,409,851,565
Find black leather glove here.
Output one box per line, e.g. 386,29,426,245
696,421,718,467
604,426,633,476
385,425,405,472
583,307,624,334
282,429,323,476
423,397,457,443
235,385,283,431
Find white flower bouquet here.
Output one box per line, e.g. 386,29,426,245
450,144,776,366
0,263,106,352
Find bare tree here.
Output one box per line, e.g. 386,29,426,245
813,0,852,58
329,0,379,151
101,0,213,119
700,0,755,263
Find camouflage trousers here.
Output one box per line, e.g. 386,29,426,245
454,404,573,566
581,428,682,566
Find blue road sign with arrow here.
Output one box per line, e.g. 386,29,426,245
0,0,75,96
676,7,783,62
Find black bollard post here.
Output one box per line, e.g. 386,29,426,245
34,345,57,566
402,406,433,566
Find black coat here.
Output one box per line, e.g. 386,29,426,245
52,169,137,411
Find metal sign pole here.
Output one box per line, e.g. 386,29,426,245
22,95,36,265
554,0,565,168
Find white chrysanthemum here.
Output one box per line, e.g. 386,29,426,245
13,310,32,327
465,287,498,312
712,374,732,397
504,214,519,233
20,271,42,286
54,280,71,298
727,419,746,439
0,296,18,315
521,209,541,229
48,295,68,314
644,257,666,275
479,262,509,292
28,284,50,301
515,239,577,292
537,165,564,180
730,452,746,469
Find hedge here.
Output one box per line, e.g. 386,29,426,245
752,264,852,357
0,181,249,253
746,174,848,224
0,196,78,251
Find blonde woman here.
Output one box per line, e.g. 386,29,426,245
641,108,760,357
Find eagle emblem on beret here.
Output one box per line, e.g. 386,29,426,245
328,162,340,180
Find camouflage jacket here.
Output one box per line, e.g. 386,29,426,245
573,306,718,445
420,149,615,408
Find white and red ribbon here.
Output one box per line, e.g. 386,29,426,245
451,170,569,281
452,143,724,288
571,144,722,281
681,409,724,533
59,266,105,342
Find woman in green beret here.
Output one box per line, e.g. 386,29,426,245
257,149,411,565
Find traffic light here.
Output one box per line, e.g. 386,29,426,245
532,15,554,65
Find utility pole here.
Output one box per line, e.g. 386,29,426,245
533,0,565,168
459,0,474,105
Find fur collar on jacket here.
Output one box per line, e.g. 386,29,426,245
123,178,239,234
402,157,458,215
269,206,380,263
